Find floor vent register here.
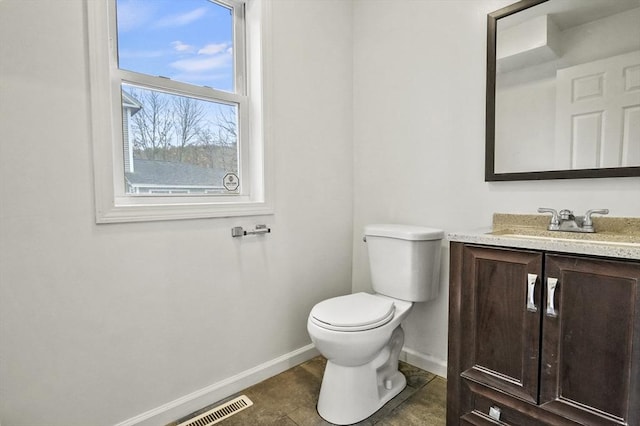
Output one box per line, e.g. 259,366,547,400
177,395,254,426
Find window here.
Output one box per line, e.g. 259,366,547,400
87,0,271,223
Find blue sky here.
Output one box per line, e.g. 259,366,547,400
116,0,234,91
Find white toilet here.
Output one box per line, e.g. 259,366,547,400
307,224,443,425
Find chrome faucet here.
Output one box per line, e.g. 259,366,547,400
538,208,609,233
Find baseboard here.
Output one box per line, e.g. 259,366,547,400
113,344,320,426
400,347,447,378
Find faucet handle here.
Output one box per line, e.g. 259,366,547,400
538,208,560,230
583,209,609,231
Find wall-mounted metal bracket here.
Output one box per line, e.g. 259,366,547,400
231,224,271,237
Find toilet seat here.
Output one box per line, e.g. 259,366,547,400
310,292,395,332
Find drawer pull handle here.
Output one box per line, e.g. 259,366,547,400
526,273,538,312
546,277,558,317
489,406,501,421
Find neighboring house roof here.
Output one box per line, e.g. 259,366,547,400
122,91,142,115
125,159,227,188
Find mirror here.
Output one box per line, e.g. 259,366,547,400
486,0,640,181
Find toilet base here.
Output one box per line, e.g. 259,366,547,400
317,326,406,425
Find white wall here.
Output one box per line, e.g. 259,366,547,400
352,0,640,375
0,1,353,425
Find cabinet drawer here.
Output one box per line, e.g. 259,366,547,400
469,392,535,426
460,411,503,425
463,380,581,426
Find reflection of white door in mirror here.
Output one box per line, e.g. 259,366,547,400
491,0,640,179
555,50,640,170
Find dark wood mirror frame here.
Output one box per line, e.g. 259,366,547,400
485,0,640,182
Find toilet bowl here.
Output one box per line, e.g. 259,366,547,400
307,293,413,425
307,224,444,425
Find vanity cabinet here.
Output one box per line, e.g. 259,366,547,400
447,243,640,426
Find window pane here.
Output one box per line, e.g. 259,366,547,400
121,84,239,195
116,0,234,91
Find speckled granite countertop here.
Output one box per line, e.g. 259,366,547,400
448,214,640,260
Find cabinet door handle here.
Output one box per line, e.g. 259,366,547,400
526,273,538,312
546,277,558,317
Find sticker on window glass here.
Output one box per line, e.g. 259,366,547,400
223,173,239,191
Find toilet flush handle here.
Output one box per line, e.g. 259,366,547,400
363,235,367,243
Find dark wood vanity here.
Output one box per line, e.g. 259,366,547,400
447,242,640,425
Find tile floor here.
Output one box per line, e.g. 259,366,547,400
171,356,446,426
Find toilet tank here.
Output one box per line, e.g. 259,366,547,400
364,224,444,302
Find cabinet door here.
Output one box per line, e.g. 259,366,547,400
541,254,640,426
460,245,543,404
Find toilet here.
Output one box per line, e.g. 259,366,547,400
307,224,443,425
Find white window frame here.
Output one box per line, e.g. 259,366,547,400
87,0,272,223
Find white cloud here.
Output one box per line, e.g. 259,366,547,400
171,72,230,84
171,41,195,53
170,55,231,73
198,43,229,56
155,7,207,28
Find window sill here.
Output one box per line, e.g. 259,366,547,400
95,199,274,224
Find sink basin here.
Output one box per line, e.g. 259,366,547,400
487,228,640,247
487,213,640,246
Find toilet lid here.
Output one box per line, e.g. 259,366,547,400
310,293,395,331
